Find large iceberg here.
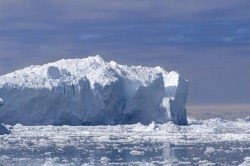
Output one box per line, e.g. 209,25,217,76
0,55,188,125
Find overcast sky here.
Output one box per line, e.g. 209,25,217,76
0,0,249,106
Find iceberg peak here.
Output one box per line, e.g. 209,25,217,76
93,54,104,61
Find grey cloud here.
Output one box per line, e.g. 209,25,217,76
0,0,250,105
0,0,249,22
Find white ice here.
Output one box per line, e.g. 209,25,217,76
0,118,249,165
0,55,188,125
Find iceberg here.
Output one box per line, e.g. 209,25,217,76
0,55,188,125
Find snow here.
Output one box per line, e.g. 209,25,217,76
0,55,188,125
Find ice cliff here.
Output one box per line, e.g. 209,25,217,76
0,55,188,125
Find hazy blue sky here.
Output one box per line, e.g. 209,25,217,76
0,0,249,106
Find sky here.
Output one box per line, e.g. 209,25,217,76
0,0,250,108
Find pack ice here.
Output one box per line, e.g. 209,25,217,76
0,55,188,125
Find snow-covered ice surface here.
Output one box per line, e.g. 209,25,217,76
0,55,188,125
0,118,249,165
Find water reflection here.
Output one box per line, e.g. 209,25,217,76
0,141,249,165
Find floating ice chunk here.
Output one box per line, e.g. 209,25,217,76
100,157,110,164
130,150,145,156
204,147,216,155
41,157,74,166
